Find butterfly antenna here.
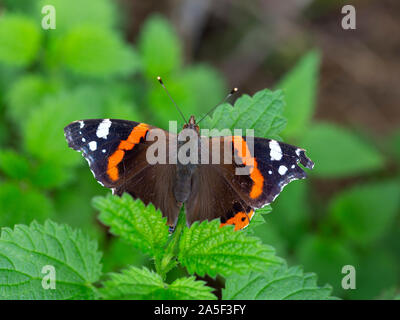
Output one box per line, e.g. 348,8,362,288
197,87,238,124
157,76,187,124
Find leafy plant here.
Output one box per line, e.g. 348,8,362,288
0,84,334,300
0,193,334,300
223,264,335,300
0,220,102,299
0,0,399,300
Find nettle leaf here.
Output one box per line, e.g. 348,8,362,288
100,266,216,300
93,194,169,258
165,276,216,300
0,149,30,180
178,219,281,278
138,14,182,78
301,122,385,177
0,14,41,67
202,89,286,139
244,206,271,235
330,180,400,245
56,26,140,78
277,50,320,140
100,266,164,299
0,220,102,300
223,264,334,300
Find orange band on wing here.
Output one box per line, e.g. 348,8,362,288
220,210,254,231
231,136,264,199
107,123,149,181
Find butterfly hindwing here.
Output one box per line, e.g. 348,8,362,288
185,135,313,230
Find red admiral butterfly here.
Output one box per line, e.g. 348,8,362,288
64,81,313,231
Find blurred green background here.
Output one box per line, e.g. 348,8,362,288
0,0,399,299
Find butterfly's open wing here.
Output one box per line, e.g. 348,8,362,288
64,119,181,226
185,136,314,230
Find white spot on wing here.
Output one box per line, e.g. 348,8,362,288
79,121,84,129
102,149,106,153
269,140,282,161
89,141,97,151
291,164,295,169
268,170,272,174
82,137,86,142
296,148,302,157
278,165,288,175
96,119,112,139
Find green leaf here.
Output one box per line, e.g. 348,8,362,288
101,238,146,274
0,150,30,180
277,50,320,140
102,82,142,120
223,264,334,300
30,161,72,189
346,251,398,299
148,64,225,128
300,123,385,177
244,206,271,234
53,168,105,239
201,89,286,139
389,129,400,162
56,26,140,78
23,86,105,167
100,266,216,300
6,75,59,127
0,14,41,67
0,182,53,227
330,180,400,245
100,266,165,299
165,276,216,300
36,0,117,33
267,181,310,246
138,14,182,78
92,194,170,258
0,220,102,299
2,0,37,13
180,64,226,114
178,219,281,278
253,222,288,257
296,235,357,296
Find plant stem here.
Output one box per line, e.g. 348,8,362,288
155,209,186,280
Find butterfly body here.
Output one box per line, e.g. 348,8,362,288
64,115,314,230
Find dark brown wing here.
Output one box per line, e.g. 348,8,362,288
185,135,314,230
185,164,254,231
